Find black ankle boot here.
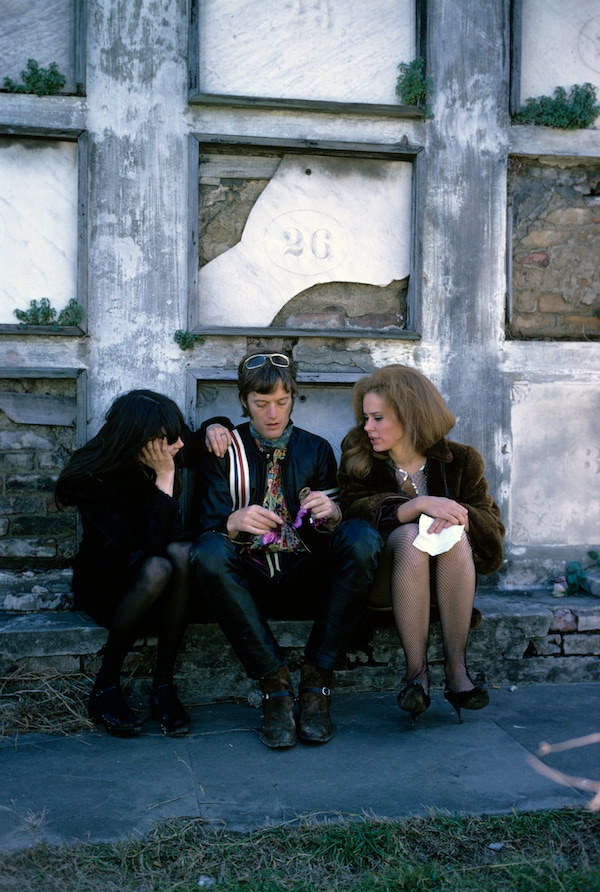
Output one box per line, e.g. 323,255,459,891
88,684,143,738
298,662,334,744
259,665,297,749
150,683,191,736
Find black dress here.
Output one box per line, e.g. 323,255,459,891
63,465,186,627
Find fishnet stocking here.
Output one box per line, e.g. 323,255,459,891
368,525,477,694
435,533,476,692
95,542,192,690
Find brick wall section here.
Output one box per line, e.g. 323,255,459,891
508,157,600,340
0,380,77,570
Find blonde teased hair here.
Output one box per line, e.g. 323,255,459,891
344,365,455,478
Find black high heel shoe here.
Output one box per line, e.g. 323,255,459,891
150,683,191,736
443,686,489,723
397,680,431,729
88,684,143,738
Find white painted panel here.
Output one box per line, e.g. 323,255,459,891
520,0,600,114
509,381,600,545
0,139,78,325
1,0,75,93
197,0,415,104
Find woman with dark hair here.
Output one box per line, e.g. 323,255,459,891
338,365,505,727
55,389,194,738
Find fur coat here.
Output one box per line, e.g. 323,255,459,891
338,430,505,575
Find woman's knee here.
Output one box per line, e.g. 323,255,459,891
138,555,173,594
166,540,191,570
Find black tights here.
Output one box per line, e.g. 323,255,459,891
368,525,477,694
95,541,192,691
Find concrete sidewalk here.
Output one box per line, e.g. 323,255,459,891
1,682,598,852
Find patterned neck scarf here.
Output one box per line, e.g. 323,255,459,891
249,422,304,552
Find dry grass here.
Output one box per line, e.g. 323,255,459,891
0,667,95,738
0,809,598,891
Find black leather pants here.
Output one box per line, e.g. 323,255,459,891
190,519,382,680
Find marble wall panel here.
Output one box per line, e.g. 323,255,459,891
198,152,412,329
520,0,600,118
196,0,415,104
0,138,78,325
509,381,600,546
1,0,75,93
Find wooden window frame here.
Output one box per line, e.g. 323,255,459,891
189,0,428,118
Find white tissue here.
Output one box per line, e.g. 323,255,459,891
412,514,464,556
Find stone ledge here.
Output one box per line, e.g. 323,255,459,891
1,590,599,701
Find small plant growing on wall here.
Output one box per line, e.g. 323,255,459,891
396,57,433,119
3,59,66,96
14,298,83,328
514,83,600,130
174,330,204,351
57,299,84,326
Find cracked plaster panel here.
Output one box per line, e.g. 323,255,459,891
509,381,600,546
520,0,600,120
0,139,78,324
197,0,414,104
198,154,412,328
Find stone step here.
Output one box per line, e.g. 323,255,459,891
1,590,599,704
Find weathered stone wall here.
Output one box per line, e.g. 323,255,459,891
0,0,599,590
509,157,600,339
0,379,77,570
1,592,598,700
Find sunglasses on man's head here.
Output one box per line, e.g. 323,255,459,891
244,353,290,370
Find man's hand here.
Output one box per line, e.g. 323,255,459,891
206,424,232,458
226,505,283,539
300,489,341,525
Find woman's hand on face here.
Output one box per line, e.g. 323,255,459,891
206,424,232,458
139,437,177,475
140,437,183,496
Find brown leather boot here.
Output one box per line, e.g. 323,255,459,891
298,662,334,744
259,664,297,749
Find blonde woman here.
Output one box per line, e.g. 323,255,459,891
338,365,504,726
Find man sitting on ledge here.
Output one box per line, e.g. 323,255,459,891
190,350,382,748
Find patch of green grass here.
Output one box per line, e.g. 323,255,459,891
0,809,598,891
